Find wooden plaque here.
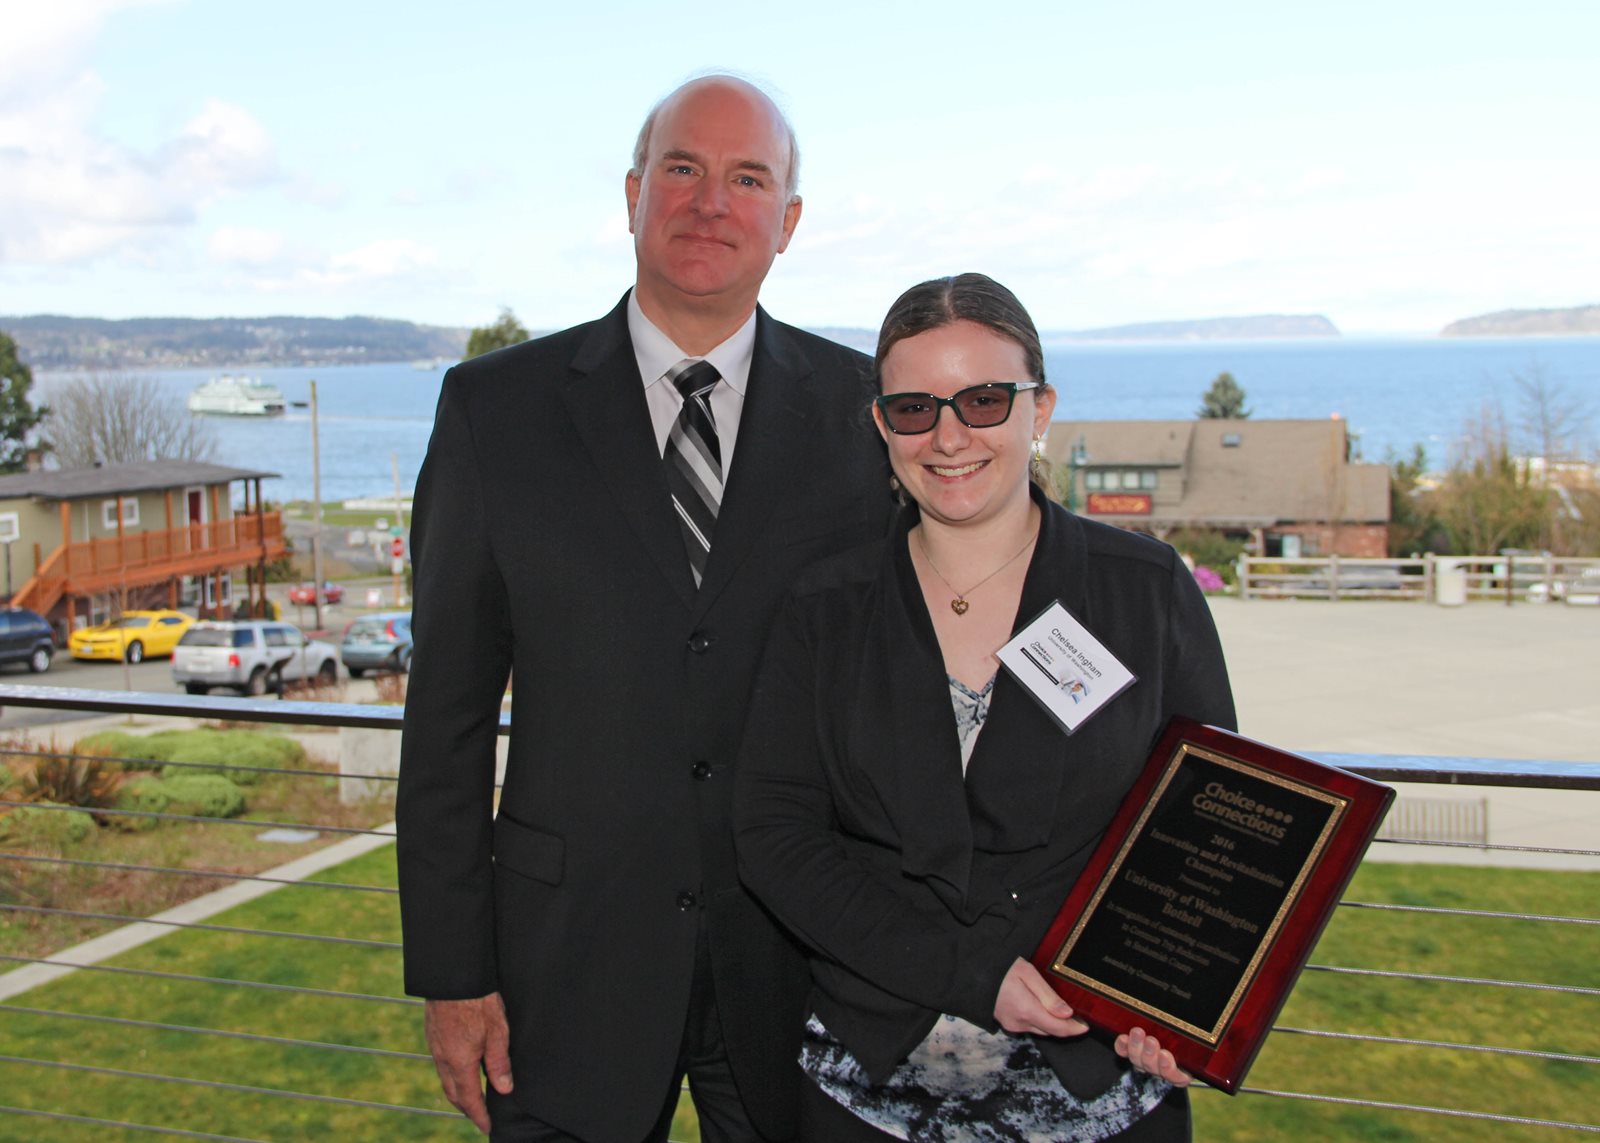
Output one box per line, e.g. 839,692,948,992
1032,718,1394,1093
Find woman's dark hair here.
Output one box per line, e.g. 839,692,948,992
873,273,1046,390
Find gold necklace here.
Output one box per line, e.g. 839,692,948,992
916,526,1039,616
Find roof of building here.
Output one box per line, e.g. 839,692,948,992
1045,418,1389,526
0,460,280,503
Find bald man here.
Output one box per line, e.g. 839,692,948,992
398,76,891,1142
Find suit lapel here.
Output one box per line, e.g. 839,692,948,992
692,308,811,615
561,296,698,609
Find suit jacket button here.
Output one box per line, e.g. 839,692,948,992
676,890,698,911
691,761,712,780
687,630,714,654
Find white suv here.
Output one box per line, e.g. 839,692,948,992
172,621,339,696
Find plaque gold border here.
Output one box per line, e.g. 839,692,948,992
1047,741,1350,1044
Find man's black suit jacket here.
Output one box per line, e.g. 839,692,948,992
397,295,891,1142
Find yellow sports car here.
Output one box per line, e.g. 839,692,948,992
69,610,195,663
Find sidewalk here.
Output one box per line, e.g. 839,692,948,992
1206,596,1599,870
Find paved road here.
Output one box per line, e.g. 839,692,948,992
0,579,409,729
1206,595,1599,870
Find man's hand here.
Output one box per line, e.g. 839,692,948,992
993,957,1090,1038
425,992,514,1135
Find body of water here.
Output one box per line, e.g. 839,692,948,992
35,335,1600,505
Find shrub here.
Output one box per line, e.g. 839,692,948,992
163,740,264,785
112,776,172,830
151,729,306,786
0,803,94,848
111,773,248,825
72,731,170,772
22,753,121,812
1167,528,1248,587
372,672,408,705
160,774,247,819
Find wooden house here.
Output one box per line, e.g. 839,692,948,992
1044,418,1390,557
0,460,286,633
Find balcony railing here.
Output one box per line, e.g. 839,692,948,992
0,685,1595,1141
11,512,287,615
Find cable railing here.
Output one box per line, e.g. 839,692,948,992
0,685,1595,1140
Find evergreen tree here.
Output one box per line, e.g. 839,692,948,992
464,308,531,359
1386,443,1443,555
1197,371,1251,419
0,331,48,473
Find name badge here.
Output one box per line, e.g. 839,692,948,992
996,600,1136,734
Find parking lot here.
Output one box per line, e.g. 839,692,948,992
0,578,407,728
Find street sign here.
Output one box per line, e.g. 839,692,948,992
390,537,405,559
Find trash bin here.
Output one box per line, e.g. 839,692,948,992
1435,559,1466,607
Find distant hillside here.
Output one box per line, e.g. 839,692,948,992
1441,305,1600,337
0,315,470,370
1060,314,1340,341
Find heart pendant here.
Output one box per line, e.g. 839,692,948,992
950,598,970,615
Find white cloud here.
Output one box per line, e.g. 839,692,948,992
0,0,168,104
0,7,277,268
323,238,437,281
162,99,279,192
208,227,287,266
196,235,443,299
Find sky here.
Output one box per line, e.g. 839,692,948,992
1,0,1597,336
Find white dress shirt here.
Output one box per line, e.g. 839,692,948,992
628,290,756,474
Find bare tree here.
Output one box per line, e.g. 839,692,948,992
44,374,216,468
1431,401,1552,553
1512,365,1593,463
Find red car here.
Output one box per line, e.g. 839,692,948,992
288,581,345,605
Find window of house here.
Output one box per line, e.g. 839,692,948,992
1084,471,1102,491
201,574,232,608
1222,433,1242,448
1140,471,1158,490
101,498,140,528
1102,471,1122,491
0,513,17,543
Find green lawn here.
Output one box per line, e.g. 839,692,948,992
0,854,1592,1141
1191,863,1600,1141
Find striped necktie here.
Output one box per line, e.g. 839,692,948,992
663,359,722,586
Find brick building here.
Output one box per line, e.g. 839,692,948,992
1043,418,1390,557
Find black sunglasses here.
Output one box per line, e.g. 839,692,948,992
875,382,1042,435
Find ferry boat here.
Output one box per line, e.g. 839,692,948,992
187,375,287,417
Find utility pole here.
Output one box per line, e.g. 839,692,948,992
391,452,407,606
310,379,325,632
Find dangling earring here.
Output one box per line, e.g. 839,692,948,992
1029,437,1049,488
889,472,907,506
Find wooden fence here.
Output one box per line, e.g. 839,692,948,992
1236,552,1600,603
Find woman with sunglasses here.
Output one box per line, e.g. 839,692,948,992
735,273,1236,1141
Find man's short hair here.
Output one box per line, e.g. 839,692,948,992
630,74,801,202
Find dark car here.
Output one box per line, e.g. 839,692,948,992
339,612,412,676
0,607,56,673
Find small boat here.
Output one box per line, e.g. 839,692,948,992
187,375,288,417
